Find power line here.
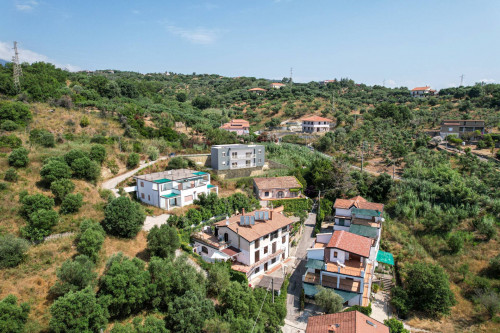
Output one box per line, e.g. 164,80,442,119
251,280,273,333
12,41,22,92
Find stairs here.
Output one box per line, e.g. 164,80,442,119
378,275,393,292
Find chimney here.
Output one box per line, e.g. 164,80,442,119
269,210,273,220
242,208,245,215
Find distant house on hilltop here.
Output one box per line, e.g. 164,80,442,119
411,86,436,97
301,115,333,133
220,119,250,136
320,80,337,86
248,87,267,95
270,82,285,89
439,119,485,138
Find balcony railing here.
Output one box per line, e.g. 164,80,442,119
230,154,256,160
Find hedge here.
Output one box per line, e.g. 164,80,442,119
270,198,312,214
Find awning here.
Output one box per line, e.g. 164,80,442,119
193,171,207,176
161,193,180,199
377,250,394,266
154,178,172,184
352,208,381,217
303,283,320,297
306,259,325,270
207,184,216,189
333,289,359,303
349,224,379,239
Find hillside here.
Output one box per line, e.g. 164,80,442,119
0,63,499,331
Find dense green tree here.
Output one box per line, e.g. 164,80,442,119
384,318,409,333
50,178,75,202
403,262,456,317
98,254,152,318
165,290,216,333
0,235,29,268
50,287,108,333
0,295,30,333
167,156,189,169
207,264,231,298
473,215,497,241
23,209,59,241
4,168,18,182
8,147,29,168
0,101,32,126
50,255,97,297
127,152,140,169
203,317,231,333
40,159,72,185
447,232,464,254
64,149,88,166
192,96,212,110
71,157,100,181
29,129,55,147
176,91,187,102
19,193,54,218
147,224,180,259
146,146,159,161
102,197,145,238
220,281,258,318
368,173,393,202
76,219,106,262
0,120,18,131
314,286,343,314
89,144,106,164
60,193,84,214
111,316,168,333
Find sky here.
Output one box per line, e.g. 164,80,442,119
0,0,499,89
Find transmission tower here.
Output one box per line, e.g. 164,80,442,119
459,74,464,87
12,41,22,91
289,67,293,94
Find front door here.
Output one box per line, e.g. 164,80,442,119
264,262,268,271
277,191,284,199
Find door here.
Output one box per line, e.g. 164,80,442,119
264,262,268,271
277,191,284,198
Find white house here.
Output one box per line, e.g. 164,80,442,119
192,206,294,280
411,86,436,97
301,115,333,133
134,169,218,210
270,82,285,89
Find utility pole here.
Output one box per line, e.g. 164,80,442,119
12,41,22,92
360,141,365,173
289,67,293,95
459,74,464,87
331,90,335,113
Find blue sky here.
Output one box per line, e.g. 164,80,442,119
1,0,499,89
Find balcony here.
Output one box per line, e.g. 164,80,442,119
303,272,320,284
326,259,364,277
230,154,256,160
322,275,361,293
230,164,255,169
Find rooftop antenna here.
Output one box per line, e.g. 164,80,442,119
459,74,464,87
12,41,22,92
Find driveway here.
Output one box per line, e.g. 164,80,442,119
143,214,171,231
283,211,319,332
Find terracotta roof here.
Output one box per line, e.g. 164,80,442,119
253,176,301,190
333,196,383,212
220,119,250,130
411,86,431,91
326,230,372,258
302,115,333,122
248,88,267,91
306,311,388,333
215,208,293,242
270,82,285,86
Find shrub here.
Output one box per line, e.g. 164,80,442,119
4,168,18,182
1,120,18,131
40,159,72,185
207,264,230,298
50,179,75,202
0,235,29,268
127,152,140,169
315,286,343,314
22,209,59,241
0,295,30,333
80,115,90,128
0,134,22,148
49,287,108,333
60,193,83,214
146,146,159,161
30,129,55,147
64,149,88,166
167,156,189,169
147,224,180,259
448,232,464,254
50,255,97,298
384,318,409,333
489,254,500,277
165,290,216,333
0,101,32,125
71,157,100,181
102,197,146,238
76,219,105,262
8,147,29,167
89,144,106,164
20,193,55,218
344,303,372,316
176,92,187,102
473,215,497,241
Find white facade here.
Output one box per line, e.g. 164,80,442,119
135,171,218,210
302,120,331,133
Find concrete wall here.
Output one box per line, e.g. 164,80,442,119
316,233,332,244
307,248,324,260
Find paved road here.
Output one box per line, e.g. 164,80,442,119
283,210,319,333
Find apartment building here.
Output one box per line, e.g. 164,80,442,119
211,144,265,170
134,169,218,210
192,206,293,279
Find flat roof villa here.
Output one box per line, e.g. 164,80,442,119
134,169,218,210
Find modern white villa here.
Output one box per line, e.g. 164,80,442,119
191,206,293,279
134,169,218,210
301,115,333,133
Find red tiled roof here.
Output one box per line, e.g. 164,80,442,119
411,86,431,91
333,196,384,212
221,246,241,257
326,230,372,258
253,176,301,190
220,119,250,130
215,208,293,242
306,311,389,333
248,88,267,91
301,115,333,122
271,82,285,86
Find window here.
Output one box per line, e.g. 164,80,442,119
141,182,144,187
271,258,276,264
246,160,251,166
282,226,287,233
232,162,237,167
255,239,260,249
339,218,345,226
141,193,145,199
258,159,262,163
258,149,262,153
246,152,252,158
265,191,269,197
222,152,226,157
333,251,338,258
263,234,269,240
231,152,237,158
272,242,276,253
255,250,260,262
222,161,226,165
148,195,150,201
184,195,193,202
282,235,286,244
254,267,260,274
224,233,229,242
449,128,453,131
201,246,208,254
263,246,268,254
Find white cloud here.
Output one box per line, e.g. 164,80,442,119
385,79,396,87
480,78,495,83
166,25,220,45
15,0,38,11
0,41,81,72
131,9,140,15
